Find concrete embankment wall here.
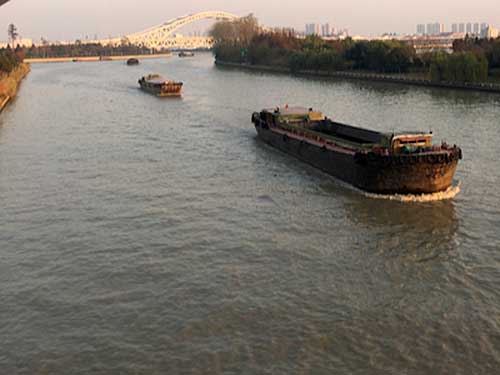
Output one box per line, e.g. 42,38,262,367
215,60,500,94
0,63,30,112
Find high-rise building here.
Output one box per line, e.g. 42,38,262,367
426,23,433,35
466,23,472,34
452,23,458,33
424,23,444,36
459,23,465,33
481,23,488,32
474,23,480,35
305,23,312,35
305,23,320,36
321,23,331,37
417,24,426,35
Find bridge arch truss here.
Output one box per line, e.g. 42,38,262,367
124,11,239,49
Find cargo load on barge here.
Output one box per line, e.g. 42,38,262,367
252,107,462,194
138,74,183,97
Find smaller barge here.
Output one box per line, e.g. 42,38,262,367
138,74,183,97
252,107,462,194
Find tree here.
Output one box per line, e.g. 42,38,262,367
210,15,260,63
210,20,235,45
209,14,259,46
7,23,18,47
385,44,414,73
486,39,500,69
303,35,324,52
237,14,259,46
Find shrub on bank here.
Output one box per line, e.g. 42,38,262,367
430,51,488,83
213,43,245,63
0,63,30,101
0,49,21,73
289,49,347,72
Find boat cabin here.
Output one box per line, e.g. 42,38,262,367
390,133,432,153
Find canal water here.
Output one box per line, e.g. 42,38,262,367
1,54,499,374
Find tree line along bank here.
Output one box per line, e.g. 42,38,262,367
210,16,500,84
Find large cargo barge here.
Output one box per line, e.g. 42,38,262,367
138,74,183,97
252,107,462,194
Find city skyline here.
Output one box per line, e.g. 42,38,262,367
416,21,491,35
0,0,499,42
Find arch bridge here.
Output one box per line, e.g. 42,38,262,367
103,11,239,50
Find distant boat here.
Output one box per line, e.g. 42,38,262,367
138,74,183,97
178,51,195,58
99,56,112,61
127,58,139,66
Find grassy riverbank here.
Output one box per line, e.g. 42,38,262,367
0,63,30,112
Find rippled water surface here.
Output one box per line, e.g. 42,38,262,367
1,54,500,374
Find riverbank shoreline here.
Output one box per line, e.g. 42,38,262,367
215,60,500,94
0,63,30,112
25,53,173,64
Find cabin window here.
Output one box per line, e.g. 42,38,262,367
398,139,427,145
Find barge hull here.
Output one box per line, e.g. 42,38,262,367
255,125,458,194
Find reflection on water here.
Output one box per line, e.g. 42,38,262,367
0,55,499,374
427,86,500,105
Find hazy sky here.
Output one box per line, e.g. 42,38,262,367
0,0,498,42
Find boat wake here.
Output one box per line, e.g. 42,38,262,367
362,183,461,202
